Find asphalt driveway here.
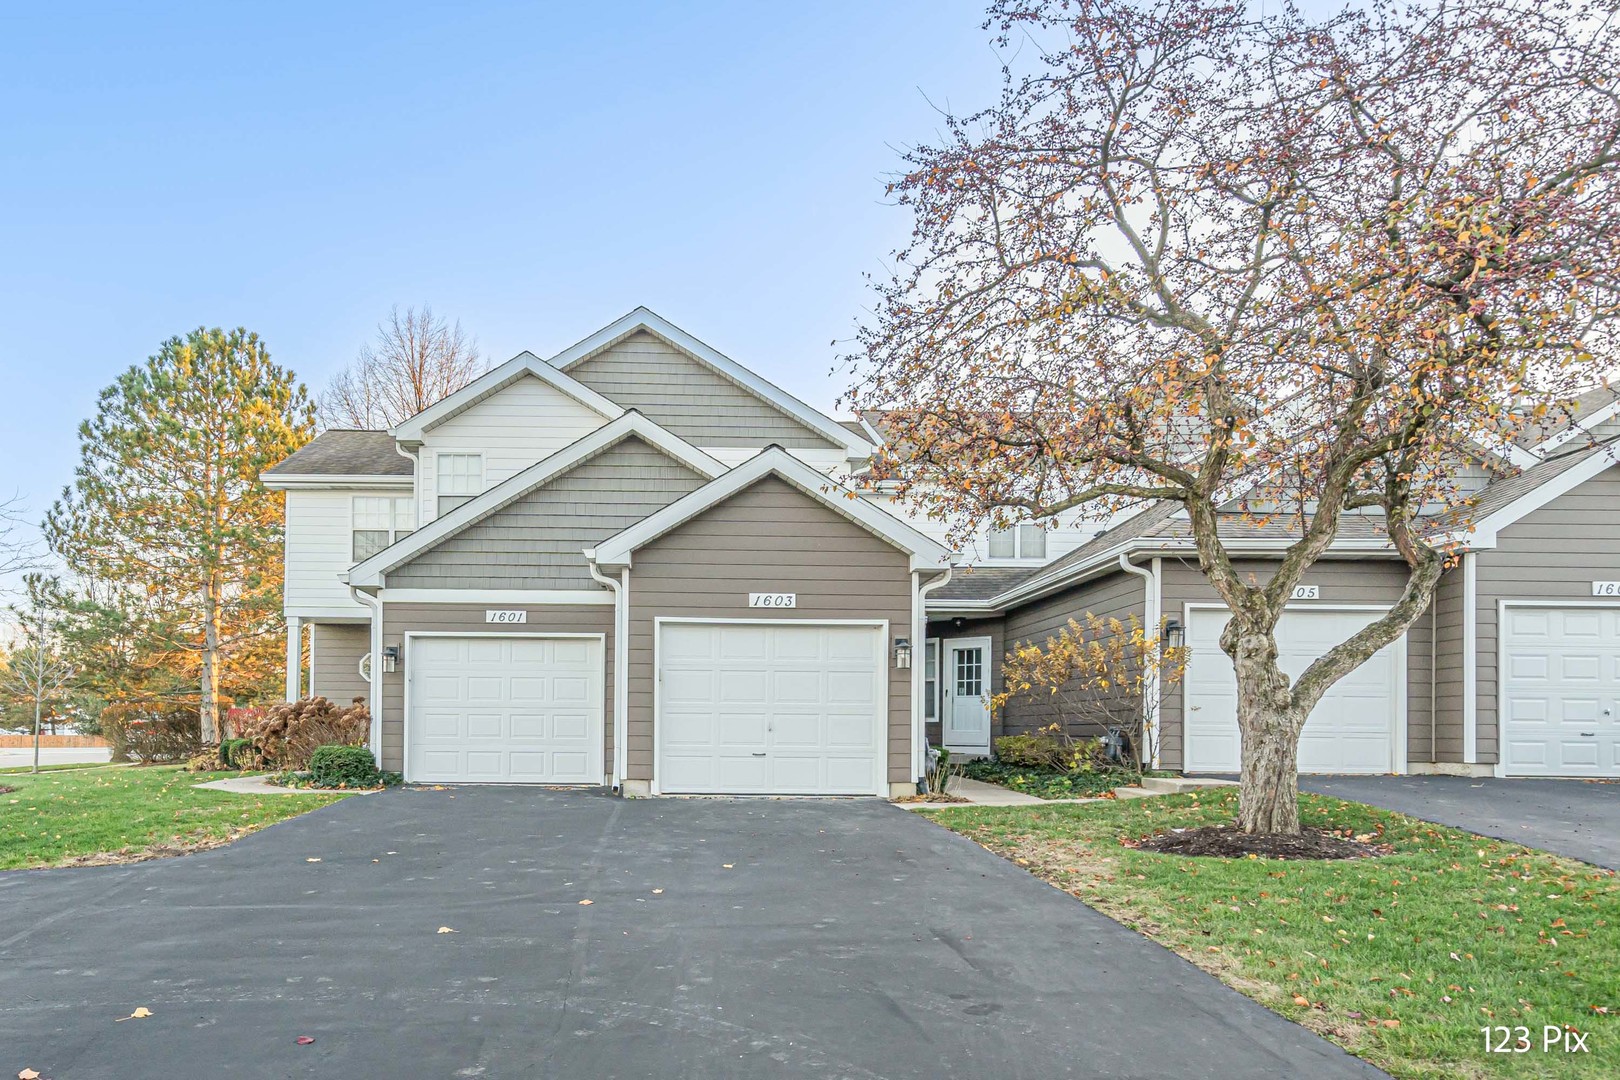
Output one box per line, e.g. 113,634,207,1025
0,789,1383,1080
1301,775,1619,870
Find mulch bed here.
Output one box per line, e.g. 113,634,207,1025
1132,824,1389,861
893,792,970,804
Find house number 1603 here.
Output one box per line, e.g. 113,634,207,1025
748,593,797,608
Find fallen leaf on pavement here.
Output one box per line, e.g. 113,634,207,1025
115,1007,153,1022
296,1036,315,1046
437,926,458,934
578,899,593,905
652,888,663,894
722,864,734,869
20,1069,41,1079
306,858,321,863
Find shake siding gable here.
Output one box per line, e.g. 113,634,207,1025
565,331,838,449
387,437,709,590
625,475,914,784
1472,463,1620,765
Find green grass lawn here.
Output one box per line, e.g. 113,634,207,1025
0,764,348,870
926,789,1618,1079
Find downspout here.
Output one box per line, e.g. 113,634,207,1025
586,556,627,792
349,585,384,763
914,566,955,784
1429,597,1438,764
1117,553,1160,769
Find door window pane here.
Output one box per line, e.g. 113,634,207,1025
955,647,983,697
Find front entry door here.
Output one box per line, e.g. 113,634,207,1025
943,637,992,753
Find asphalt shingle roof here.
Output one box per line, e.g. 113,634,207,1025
264,430,414,477
930,565,1041,601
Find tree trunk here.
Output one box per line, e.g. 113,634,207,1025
1228,628,1304,835
32,695,41,775
200,586,220,743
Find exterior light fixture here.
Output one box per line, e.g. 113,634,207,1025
1163,620,1184,650
893,638,912,669
382,645,401,673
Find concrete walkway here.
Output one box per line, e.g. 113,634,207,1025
193,775,361,795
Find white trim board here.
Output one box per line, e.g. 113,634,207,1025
1443,444,1619,548
349,413,726,587
261,474,414,490
650,616,891,797
545,307,871,460
377,589,614,605
391,351,623,443
589,447,953,573
400,631,608,786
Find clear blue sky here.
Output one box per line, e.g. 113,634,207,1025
0,0,1001,573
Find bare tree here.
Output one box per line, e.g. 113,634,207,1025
319,306,489,429
2,575,75,773
0,493,42,584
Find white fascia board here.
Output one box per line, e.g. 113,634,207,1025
390,351,624,443
349,413,727,586
260,473,414,490
377,589,613,605
987,535,1398,610
1531,399,1620,456
1435,446,1617,548
547,307,872,459
590,447,953,572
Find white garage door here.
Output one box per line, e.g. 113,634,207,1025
408,635,603,784
1501,606,1620,777
1183,607,1403,774
657,621,886,795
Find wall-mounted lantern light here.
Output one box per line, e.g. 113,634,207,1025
893,637,912,669
1163,619,1184,650
382,645,401,673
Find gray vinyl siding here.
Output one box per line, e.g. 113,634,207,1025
1158,557,1432,772
626,475,914,785
1428,566,1466,762
1472,464,1620,765
999,570,1147,744
565,331,838,449
388,437,707,590
310,623,369,708
377,603,614,775
924,616,1006,747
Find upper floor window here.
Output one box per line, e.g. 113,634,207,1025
353,496,415,562
436,452,483,515
987,524,1048,561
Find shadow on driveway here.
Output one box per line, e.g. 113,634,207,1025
0,788,1385,1079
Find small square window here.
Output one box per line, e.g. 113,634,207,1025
987,527,1016,559
436,453,482,496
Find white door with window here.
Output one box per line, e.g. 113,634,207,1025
408,635,603,783
1182,607,1403,774
1501,605,1620,777
656,621,886,795
943,637,992,753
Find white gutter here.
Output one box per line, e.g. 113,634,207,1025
587,556,628,791
1116,554,1161,769
913,567,954,782
349,586,385,762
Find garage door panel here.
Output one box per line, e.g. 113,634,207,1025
657,622,883,795
1184,608,1399,774
1502,606,1620,777
407,635,603,784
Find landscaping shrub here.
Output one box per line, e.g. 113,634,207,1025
993,725,1110,771
309,744,381,788
242,697,369,771
219,737,255,768
185,746,227,772
100,703,203,763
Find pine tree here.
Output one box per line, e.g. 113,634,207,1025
46,328,314,741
